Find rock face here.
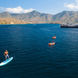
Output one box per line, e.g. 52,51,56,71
0,11,53,24
0,10,78,25
0,18,27,24
53,11,78,25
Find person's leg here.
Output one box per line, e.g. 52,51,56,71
7,54,9,59
5,55,7,60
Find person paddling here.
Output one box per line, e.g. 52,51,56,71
4,50,9,60
52,36,56,39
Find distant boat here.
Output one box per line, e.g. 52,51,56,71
61,24,78,28
52,36,56,39
48,42,55,46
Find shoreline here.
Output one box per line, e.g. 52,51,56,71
0,23,60,25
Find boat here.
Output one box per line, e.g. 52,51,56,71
61,24,78,28
48,42,55,46
52,36,56,39
0,57,13,66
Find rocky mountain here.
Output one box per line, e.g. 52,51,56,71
0,12,11,18
11,10,53,23
53,11,78,24
0,18,27,24
0,11,53,24
0,10,78,24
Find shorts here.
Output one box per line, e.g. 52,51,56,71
5,54,9,59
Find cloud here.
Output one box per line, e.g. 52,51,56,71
0,6,35,13
64,0,78,10
64,4,78,9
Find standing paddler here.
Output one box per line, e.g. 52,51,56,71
4,50,9,60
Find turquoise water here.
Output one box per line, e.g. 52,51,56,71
0,24,78,78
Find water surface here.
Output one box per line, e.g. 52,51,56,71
0,24,78,78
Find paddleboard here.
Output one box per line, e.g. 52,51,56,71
0,57,13,66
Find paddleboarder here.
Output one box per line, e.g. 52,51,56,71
4,50,9,60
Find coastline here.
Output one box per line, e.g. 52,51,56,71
0,23,60,25
0,23,34,25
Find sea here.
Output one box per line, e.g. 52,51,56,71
0,24,78,78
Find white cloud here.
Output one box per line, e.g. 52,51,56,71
64,0,78,10
64,4,78,9
0,6,35,13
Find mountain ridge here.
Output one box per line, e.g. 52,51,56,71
0,10,78,24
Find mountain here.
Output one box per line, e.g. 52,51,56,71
10,10,53,23
0,10,78,24
0,18,27,24
0,10,53,24
53,11,78,24
0,12,11,18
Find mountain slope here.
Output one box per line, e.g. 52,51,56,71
0,10,78,24
10,10,53,23
53,11,78,24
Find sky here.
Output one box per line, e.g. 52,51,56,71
0,0,78,14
